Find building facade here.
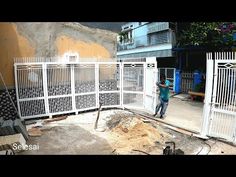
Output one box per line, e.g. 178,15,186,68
117,22,176,64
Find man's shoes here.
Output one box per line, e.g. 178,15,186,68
153,114,157,117
160,115,163,119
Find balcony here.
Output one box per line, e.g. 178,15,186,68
117,31,175,52
147,22,169,34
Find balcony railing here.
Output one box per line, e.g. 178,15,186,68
147,22,169,34
117,31,175,51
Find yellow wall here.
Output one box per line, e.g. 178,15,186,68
56,35,111,60
0,23,35,86
0,24,115,87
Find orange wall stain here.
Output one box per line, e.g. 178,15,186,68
0,23,35,86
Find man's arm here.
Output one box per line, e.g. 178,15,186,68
158,83,168,88
158,81,170,88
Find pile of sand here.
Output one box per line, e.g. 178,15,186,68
107,116,171,154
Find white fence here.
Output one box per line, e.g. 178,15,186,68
14,59,157,119
201,52,236,143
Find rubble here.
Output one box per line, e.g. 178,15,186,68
107,114,172,154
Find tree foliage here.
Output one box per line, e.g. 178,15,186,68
177,22,236,50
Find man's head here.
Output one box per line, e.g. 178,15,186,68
160,74,166,83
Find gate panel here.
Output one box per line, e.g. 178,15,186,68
15,64,46,118
144,63,157,114
208,60,236,141
122,62,144,109
99,63,121,107
202,52,236,143
14,60,157,119
47,64,73,114
74,64,96,111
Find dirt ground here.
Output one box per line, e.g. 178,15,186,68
17,109,236,155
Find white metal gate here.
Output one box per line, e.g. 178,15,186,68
158,68,175,92
14,59,157,119
201,52,236,143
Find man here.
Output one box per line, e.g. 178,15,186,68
153,74,170,119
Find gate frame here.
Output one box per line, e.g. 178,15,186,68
14,60,157,119
201,52,236,143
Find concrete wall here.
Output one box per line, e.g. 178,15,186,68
0,22,118,87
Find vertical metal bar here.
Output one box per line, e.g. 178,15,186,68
201,54,214,137
232,69,236,112
228,68,233,111
27,67,30,98
143,63,146,108
42,63,50,117
233,90,236,143
95,63,99,108
210,56,219,133
228,69,233,112
51,65,53,96
22,69,25,98
218,68,222,107
121,62,124,109
153,63,157,113
71,64,76,113
225,68,230,111
119,63,122,107
212,61,218,105
221,63,226,110
14,64,22,119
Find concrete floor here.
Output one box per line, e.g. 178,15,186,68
164,96,203,132
16,95,236,155
21,126,113,154
17,108,236,155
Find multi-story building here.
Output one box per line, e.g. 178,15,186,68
117,22,176,66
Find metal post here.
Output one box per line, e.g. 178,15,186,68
143,63,146,108
200,53,214,138
95,63,99,108
121,63,124,109
42,63,50,118
14,64,22,119
153,63,157,114
70,64,77,114
120,63,123,108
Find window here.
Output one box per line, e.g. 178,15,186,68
148,31,169,45
121,30,133,44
